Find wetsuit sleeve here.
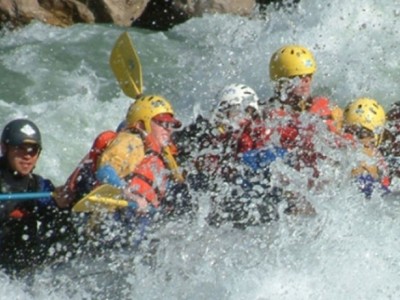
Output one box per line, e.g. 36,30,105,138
37,177,56,207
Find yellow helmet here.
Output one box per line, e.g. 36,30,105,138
125,95,180,133
343,98,386,144
269,45,317,80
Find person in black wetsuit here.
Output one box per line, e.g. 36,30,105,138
0,119,75,275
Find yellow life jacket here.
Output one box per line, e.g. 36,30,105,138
97,131,145,178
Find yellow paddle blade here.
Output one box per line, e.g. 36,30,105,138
72,184,128,213
110,32,143,99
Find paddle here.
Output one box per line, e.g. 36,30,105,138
72,184,133,213
72,184,157,215
0,192,52,201
109,31,184,183
109,31,143,99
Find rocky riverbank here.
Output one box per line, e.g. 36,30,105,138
0,0,299,31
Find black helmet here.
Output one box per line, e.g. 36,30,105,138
1,119,42,147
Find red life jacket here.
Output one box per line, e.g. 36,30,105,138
237,118,272,153
266,107,321,178
66,130,117,193
89,131,118,172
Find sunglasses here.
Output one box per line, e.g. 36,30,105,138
218,102,241,114
152,119,175,130
12,144,41,156
344,126,375,139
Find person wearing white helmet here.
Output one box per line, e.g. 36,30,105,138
174,83,279,228
213,83,260,126
213,83,273,153
174,83,267,178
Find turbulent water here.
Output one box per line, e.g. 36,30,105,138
1,0,400,299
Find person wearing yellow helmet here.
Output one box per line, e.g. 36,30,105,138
250,45,346,215
342,97,390,198
262,45,344,172
258,46,321,182
263,45,341,128
96,95,183,211
343,98,386,147
268,44,317,110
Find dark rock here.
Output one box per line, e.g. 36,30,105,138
132,0,190,31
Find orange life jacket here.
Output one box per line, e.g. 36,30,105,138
125,134,170,208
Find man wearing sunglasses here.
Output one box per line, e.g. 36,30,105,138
96,95,191,215
0,119,73,274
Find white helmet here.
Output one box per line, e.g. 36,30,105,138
216,84,259,111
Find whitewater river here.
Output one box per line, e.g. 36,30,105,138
1,0,400,299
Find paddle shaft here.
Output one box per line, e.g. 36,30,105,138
84,195,158,215
0,192,52,201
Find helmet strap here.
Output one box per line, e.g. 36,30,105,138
127,122,148,135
